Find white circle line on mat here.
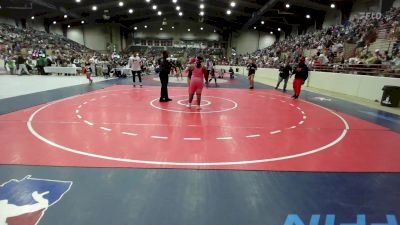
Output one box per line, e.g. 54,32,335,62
177,99,211,107
27,89,349,166
150,95,238,114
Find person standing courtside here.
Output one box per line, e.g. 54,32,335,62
275,60,292,92
291,56,309,99
246,59,257,89
16,54,30,75
158,51,172,102
129,53,143,87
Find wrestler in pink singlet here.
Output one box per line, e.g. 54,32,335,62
189,66,206,94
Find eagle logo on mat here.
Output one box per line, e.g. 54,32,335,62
0,176,72,225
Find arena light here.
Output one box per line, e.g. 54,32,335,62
176,6,180,10
306,14,311,19
160,28,163,31
226,9,231,15
254,26,256,29
230,1,236,7
128,8,134,14
261,21,264,24
157,11,162,16
285,3,290,8
118,1,124,7
330,3,335,8
64,14,68,18
278,27,281,31
270,31,273,34
81,20,85,24
53,21,57,24
199,11,204,16
134,26,137,30
187,28,191,32
144,25,148,28
178,12,183,16
172,26,174,29
92,5,97,11
31,16,35,20
200,27,203,30
214,29,216,33
145,0,150,2
68,25,71,28
152,5,157,10
199,4,204,9
75,0,81,3
172,0,177,3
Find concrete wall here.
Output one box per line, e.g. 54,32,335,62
0,17,16,26
67,27,84,46
133,21,221,42
394,0,400,7
49,24,63,36
350,0,381,19
216,65,400,101
66,24,123,51
85,25,108,51
231,31,276,55
323,9,342,28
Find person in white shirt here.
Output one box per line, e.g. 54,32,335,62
128,53,143,87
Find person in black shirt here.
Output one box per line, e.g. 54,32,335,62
291,56,309,99
158,51,172,102
246,59,257,89
275,61,292,92
228,67,234,79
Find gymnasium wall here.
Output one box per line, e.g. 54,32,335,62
132,21,222,43
66,24,123,51
394,0,400,8
215,65,400,102
323,9,342,29
231,31,276,55
49,24,63,36
350,0,381,20
0,16,16,26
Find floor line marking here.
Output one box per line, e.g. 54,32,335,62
151,136,168,140
75,110,79,114
299,121,305,125
122,132,138,136
84,120,93,126
297,107,302,110
289,104,295,107
301,111,305,115
183,138,202,141
78,105,82,109
280,100,286,103
90,98,96,101
216,137,233,140
246,134,261,138
270,130,282,135
83,102,88,105
100,127,112,132
76,115,82,119
303,116,307,119
287,126,297,129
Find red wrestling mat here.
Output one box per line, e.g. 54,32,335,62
0,86,399,172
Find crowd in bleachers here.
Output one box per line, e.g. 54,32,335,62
0,23,103,75
222,7,400,76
